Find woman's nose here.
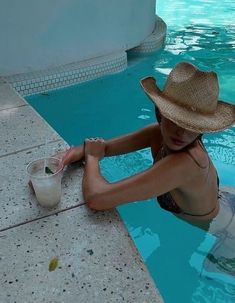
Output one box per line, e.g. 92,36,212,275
175,126,185,136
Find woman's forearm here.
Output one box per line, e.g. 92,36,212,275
82,155,108,203
73,144,85,161
104,123,157,157
69,124,156,164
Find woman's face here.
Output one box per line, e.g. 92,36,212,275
160,115,200,150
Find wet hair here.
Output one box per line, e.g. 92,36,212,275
154,106,161,123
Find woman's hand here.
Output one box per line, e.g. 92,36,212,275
84,137,106,160
54,145,85,170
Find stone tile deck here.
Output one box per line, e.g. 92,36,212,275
0,82,163,302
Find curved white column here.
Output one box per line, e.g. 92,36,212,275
0,0,156,76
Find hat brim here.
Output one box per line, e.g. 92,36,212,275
140,77,235,133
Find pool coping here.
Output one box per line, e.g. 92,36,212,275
0,81,164,302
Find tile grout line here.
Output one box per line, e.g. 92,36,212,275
0,139,63,159
0,202,87,234
0,103,28,112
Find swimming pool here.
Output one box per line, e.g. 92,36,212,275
27,0,235,302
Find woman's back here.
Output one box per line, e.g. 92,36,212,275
150,127,219,222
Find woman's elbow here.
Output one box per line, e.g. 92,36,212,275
85,194,111,211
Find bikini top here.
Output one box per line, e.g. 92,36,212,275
154,141,219,216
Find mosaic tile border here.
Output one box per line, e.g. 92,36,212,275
2,15,166,96
130,16,167,53
3,52,127,96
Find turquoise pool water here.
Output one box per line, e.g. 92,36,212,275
27,0,235,302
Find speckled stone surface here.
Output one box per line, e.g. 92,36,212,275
0,105,60,157
0,82,26,110
0,83,163,302
0,140,87,231
0,206,163,303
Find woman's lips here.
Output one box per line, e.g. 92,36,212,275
171,137,185,146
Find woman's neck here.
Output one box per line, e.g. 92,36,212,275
162,137,202,155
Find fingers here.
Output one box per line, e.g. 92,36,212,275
59,149,71,167
86,137,104,141
84,137,105,144
60,146,78,166
84,137,106,160
53,146,74,165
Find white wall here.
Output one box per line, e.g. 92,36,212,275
0,0,156,76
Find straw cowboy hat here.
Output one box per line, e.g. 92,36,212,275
140,62,235,133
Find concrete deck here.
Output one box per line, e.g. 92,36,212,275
0,81,163,302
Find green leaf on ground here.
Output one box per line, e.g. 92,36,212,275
48,257,59,272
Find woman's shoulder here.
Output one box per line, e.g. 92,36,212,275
186,140,209,169
149,122,161,137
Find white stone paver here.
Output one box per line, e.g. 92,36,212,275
0,82,26,110
0,206,162,303
0,105,60,157
0,140,90,231
0,81,164,303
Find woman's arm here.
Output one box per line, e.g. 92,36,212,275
83,148,201,210
104,123,160,156
60,123,160,166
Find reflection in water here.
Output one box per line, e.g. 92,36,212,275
192,280,235,303
205,129,235,165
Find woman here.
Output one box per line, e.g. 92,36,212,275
59,61,235,227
